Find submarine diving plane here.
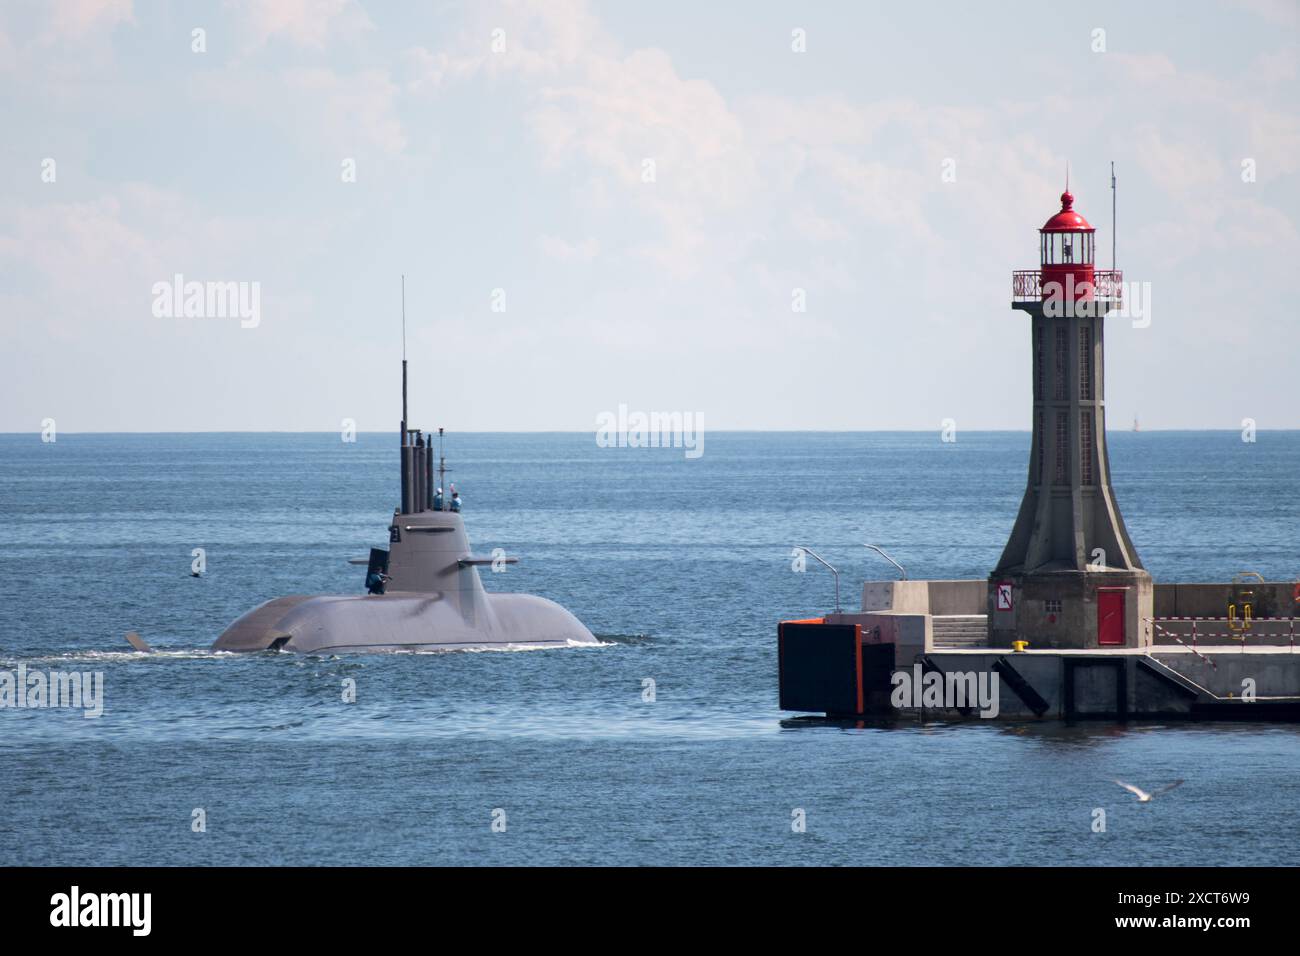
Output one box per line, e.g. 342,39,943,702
205,304,597,654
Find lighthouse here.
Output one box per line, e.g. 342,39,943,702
775,178,1300,721
989,186,1152,649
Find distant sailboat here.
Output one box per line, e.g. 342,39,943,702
1133,416,1140,432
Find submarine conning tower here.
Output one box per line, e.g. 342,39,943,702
991,186,1152,649
385,354,496,595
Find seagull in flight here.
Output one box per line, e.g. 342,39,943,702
1114,779,1184,802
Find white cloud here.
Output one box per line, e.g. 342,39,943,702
1132,128,1227,198
0,0,131,81
225,0,373,52
789,208,851,242
2,0,1296,429
193,64,406,155
1231,0,1300,26
45,0,132,41
538,234,600,262
0,27,15,72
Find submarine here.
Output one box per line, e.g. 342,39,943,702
211,316,597,654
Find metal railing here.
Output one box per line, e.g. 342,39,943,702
794,546,840,615
863,543,907,580
1011,269,1123,303
1146,616,1297,653
1011,270,1041,299
1149,620,1219,669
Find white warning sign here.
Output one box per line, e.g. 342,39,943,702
996,582,1014,611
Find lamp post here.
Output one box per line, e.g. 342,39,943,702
863,543,907,581
795,546,840,615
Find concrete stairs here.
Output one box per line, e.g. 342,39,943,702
932,614,988,648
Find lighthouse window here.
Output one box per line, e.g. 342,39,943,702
1081,413,1094,484
1036,409,1044,482
1054,411,1068,484
1034,326,1044,400
1062,237,1074,263
1079,326,1093,400
1054,327,1068,401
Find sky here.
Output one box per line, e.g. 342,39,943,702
0,0,1296,432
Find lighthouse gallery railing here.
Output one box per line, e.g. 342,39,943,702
1012,270,1123,303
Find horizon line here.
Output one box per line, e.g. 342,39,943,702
3,427,1294,436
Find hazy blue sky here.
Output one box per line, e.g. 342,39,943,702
1,0,1296,431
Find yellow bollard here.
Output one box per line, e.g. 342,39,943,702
1012,640,1029,652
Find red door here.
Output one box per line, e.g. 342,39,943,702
1097,589,1126,646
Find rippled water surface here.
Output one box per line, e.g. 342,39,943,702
2,432,1298,865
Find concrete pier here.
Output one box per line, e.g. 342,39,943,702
921,646,1300,720
777,578,1300,721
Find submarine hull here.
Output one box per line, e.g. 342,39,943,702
209,392,597,655
213,590,597,654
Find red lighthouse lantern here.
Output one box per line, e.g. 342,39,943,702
1040,189,1094,301
1012,188,1121,306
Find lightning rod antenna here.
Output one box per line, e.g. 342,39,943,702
1111,161,1117,272
401,274,408,434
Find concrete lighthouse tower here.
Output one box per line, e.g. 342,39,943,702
988,184,1152,649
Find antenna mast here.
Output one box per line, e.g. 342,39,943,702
401,274,408,431
397,275,413,514
1111,161,1117,271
